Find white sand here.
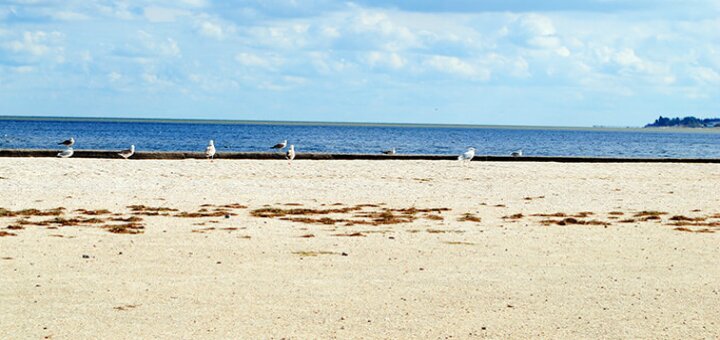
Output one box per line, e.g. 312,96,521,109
0,158,719,339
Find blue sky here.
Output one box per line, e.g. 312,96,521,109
0,1,718,126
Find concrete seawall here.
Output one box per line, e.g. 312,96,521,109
2,149,720,163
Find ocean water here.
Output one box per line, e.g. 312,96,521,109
1,118,720,158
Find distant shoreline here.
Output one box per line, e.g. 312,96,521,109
4,115,720,136
4,115,720,134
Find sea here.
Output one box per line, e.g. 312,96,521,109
1,117,719,158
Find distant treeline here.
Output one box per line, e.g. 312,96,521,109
645,116,720,128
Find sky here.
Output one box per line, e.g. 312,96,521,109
0,0,718,126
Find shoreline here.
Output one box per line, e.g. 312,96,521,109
1,148,720,163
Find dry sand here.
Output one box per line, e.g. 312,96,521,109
0,158,719,339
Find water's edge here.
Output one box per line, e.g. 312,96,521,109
2,149,719,163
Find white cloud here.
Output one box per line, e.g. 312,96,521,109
235,52,283,69
144,6,189,23
366,51,405,69
52,11,89,21
199,21,223,39
690,66,720,84
425,55,489,80
108,72,122,82
7,31,50,56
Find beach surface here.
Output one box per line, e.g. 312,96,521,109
1,158,718,339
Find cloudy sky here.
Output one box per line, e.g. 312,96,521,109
0,1,718,126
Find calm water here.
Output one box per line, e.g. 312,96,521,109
1,118,719,158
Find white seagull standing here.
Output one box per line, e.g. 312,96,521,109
458,147,476,164
286,144,295,164
511,149,523,157
206,140,216,160
382,148,396,155
57,147,74,158
271,140,287,151
118,145,135,159
58,137,75,147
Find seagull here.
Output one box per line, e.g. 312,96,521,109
511,149,523,157
206,140,216,160
118,145,135,159
382,148,396,155
271,140,287,150
57,148,74,158
458,147,475,163
59,137,75,147
286,144,295,164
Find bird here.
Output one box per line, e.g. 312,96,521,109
382,148,396,155
57,148,74,158
286,144,295,164
511,149,523,157
271,140,287,150
58,137,75,147
458,147,475,163
206,140,216,160
118,145,135,159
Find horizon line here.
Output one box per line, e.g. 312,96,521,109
0,114,641,130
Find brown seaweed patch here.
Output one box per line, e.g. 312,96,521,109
494,204,506,208
523,196,545,200
444,241,475,245
113,304,140,311
634,211,667,217
284,203,303,206
292,250,339,257
111,216,143,223
423,214,444,221
667,221,720,227
427,229,465,234
102,223,144,234
176,210,232,218
673,227,715,233
618,219,637,223
503,213,524,220
192,227,216,233
299,234,315,238
15,217,107,227
458,213,481,222
76,209,112,215
668,215,706,222
0,207,65,217
390,207,450,214
608,211,625,216
221,203,248,209
127,205,178,215
355,204,381,208
250,206,361,218
0,231,17,237
281,217,345,225
333,232,366,237
6,225,24,230
541,218,610,226
574,212,594,218
532,212,567,217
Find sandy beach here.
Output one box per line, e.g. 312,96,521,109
0,158,718,339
